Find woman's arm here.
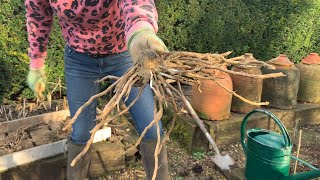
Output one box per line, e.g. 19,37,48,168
25,0,53,68
121,0,167,62
121,0,159,44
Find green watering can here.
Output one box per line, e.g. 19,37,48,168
241,109,320,180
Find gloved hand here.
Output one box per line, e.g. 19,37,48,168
127,28,168,63
27,67,46,99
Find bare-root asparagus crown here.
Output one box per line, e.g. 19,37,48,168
63,49,285,180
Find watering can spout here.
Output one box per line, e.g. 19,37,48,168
282,170,320,180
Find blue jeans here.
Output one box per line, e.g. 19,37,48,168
64,46,163,145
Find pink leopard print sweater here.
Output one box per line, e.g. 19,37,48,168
25,0,158,68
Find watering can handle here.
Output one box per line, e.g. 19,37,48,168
241,109,291,152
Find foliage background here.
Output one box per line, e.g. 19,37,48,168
1,0,319,102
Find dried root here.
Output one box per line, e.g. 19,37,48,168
63,49,284,179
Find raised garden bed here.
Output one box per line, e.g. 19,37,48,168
0,110,70,158
0,109,139,179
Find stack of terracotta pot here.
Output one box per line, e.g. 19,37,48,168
190,52,320,121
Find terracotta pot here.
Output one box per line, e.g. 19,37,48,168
230,53,263,113
296,53,320,103
191,70,233,120
261,54,300,109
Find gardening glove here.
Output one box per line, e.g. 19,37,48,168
127,28,169,63
27,67,46,99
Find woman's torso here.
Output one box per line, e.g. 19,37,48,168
50,0,126,54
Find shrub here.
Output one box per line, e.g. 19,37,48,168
157,0,320,62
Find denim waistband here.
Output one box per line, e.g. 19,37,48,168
66,45,128,58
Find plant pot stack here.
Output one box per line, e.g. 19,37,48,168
190,52,320,122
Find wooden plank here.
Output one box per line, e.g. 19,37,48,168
0,139,67,173
0,110,70,133
1,154,67,180
0,127,111,172
1,140,129,180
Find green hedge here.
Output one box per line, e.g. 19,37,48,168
1,0,320,102
157,0,320,60
0,0,65,103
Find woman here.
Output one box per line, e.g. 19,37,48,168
25,0,169,179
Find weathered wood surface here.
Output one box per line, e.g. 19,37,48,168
0,109,113,173
0,110,70,133
0,110,70,172
0,139,67,173
0,127,112,173
0,111,139,179
0,140,129,180
0,154,67,180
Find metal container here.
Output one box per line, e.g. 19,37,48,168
191,70,233,120
296,53,320,103
261,54,300,109
241,109,320,180
230,53,263,113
